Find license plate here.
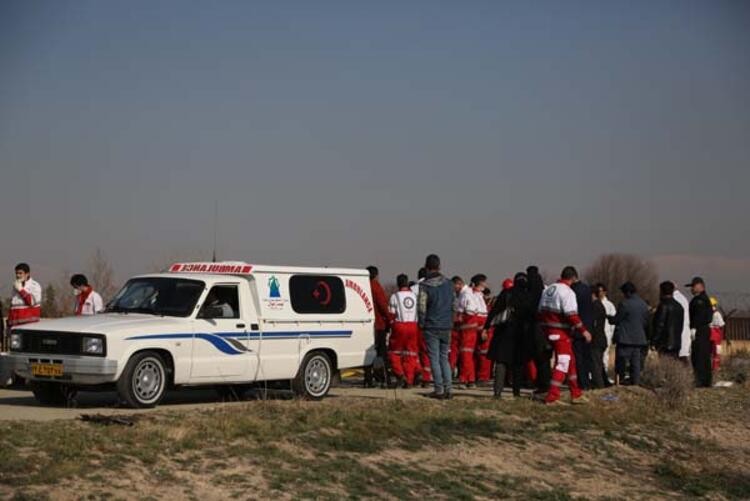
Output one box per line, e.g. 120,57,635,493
31,363,64,377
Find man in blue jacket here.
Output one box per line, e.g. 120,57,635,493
417,254,455,399
608,282,650,385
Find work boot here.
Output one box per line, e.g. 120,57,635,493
571,394,590,405
427,391,445,399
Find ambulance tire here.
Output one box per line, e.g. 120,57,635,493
117,351,167,408
31,382,74,406
292,352,332,400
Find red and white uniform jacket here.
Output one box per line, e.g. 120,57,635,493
8,278,42,327
537,281,587,340
75,287,105,316
459,288,488,324
389,289,418,323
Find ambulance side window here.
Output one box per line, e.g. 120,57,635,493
289,275,346,314
199,285,240,319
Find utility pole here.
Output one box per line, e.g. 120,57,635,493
212,199,218,263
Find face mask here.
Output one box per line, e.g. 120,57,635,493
73,289,81,296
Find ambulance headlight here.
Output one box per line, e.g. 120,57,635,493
82,336,105,355
9,333,22,351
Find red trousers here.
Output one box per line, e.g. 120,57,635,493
475,327,493,382
450,329,461,370
710,327,723,371
418,328,432,383
388,322,420,385
545,332,582,403
459,315,485,384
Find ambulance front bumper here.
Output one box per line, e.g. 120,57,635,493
6,353,118,385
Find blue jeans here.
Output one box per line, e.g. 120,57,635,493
424,329,452,394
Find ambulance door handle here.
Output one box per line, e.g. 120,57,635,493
236,323,246,329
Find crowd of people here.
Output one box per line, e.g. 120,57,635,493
1,260,728,405
367,254,727,404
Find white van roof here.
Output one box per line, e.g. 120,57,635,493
163,261,369,277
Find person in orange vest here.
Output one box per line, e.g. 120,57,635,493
70,274,105,316
457,274,488,388
388,274,420,387
8,263,42,329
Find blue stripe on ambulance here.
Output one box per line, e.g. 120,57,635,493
125,330,353,355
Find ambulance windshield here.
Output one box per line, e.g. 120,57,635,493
107,277,205,317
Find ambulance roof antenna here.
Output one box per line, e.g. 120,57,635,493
211,199,218,263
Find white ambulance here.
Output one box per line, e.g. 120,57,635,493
7,262,376,407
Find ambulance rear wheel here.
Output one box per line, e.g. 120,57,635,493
117,351,167,408
293,352,332,400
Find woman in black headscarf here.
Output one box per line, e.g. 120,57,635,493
526,265,551,393
484,272,535,398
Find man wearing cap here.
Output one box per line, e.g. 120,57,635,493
686,277,714,388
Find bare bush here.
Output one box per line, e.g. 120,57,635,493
641,356,694,409
88,248,117,303
718,350,749,385
584,253,659,305
41,284,61,318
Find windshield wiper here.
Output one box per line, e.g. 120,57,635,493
106,306,129,314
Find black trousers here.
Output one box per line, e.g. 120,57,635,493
590,345,606,389
493,361,523,397
573,337,592,390
364,329,389,385
692,329,713,388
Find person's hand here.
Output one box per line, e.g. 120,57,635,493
583,331,592,343
480,329,489,342
13,280,23,292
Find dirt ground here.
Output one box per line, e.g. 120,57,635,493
1,379,748,500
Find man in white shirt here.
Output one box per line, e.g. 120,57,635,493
594,284,616,384
457,274,488,388
70,274,105,316
8,263,43,327
450,276,469,375
672,285,692,361
388,274,420,387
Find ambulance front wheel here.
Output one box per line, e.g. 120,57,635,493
293,352,332,400
117,351,167,408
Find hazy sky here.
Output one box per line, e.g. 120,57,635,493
1,0,749,296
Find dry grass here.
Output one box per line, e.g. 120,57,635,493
640,355,694,409
1,384,749,500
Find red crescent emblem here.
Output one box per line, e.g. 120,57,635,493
312,280,332,306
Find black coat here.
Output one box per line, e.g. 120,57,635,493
591,300,608,349
689,292,713,334
485,287,535,365
652,297,684,353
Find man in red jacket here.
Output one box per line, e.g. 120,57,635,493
538,266,592,404
8,263,43,329
365,266,391,388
